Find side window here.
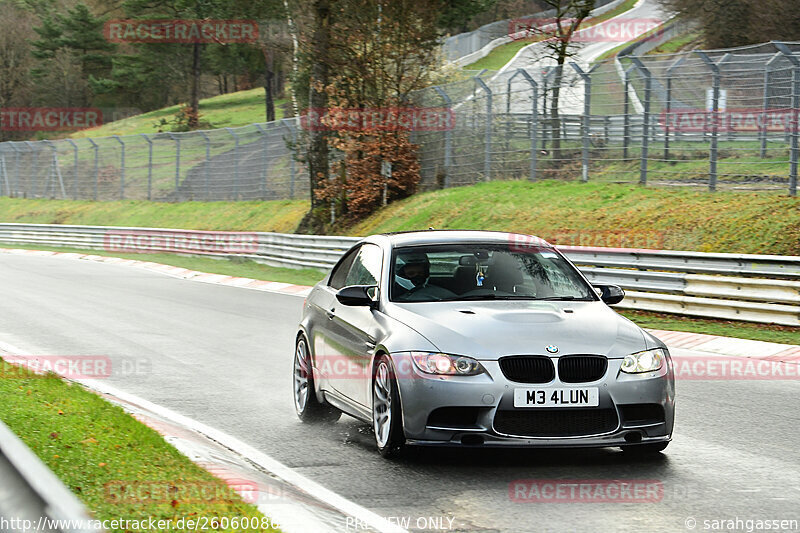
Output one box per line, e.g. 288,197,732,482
329,248,359,289
344,244,382,287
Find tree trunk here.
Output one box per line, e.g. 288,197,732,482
550,54,566,165
263,48,275,122
190,42,201,128
308,0,331,209
283,0,300,116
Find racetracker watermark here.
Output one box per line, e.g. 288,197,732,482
0,108,102,132
104,19,259,44
660,108,798,133
510,479,664,503
509,17,663,42
546,229,665,250
300,107,455,132
507,233,552,253
671,354,800,381
104,479,259,505
103,230,259,255
0,355,150,379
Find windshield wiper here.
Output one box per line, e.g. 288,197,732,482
439,294,539,302
439,294,499,301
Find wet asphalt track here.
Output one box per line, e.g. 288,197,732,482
1,254,798,532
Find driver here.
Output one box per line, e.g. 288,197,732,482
396,251,430,290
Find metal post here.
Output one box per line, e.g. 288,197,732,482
65,139,78,199
24,142,37,197
695,51,731,192
168,133,181,196
43,140,55,198
10,143,20,198
281,119,297,199
225,127,240,200
474,77,493,181
664,57,685,162
87,138,99,200
623,65,635,160
198,131,211,200
140,134,153,201
0,149,8,197
775,42,800,196
761,53,781,159
505,69,539,180
630,58,652,186
433,86,453,187
570,62,599,182
512,69,539,181
254,124,269,200
113,135,125,200
45,141,66,199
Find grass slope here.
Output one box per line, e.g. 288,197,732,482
0,362,276,532
349,181,800,255
0,198,308,233
2,181,799,255
71,89,287,139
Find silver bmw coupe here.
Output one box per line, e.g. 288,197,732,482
293,230,675,457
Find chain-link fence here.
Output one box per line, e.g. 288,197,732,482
0,119,307,202
2,40,800,202
412,40,800,195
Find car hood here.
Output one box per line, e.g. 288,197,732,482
384,300,647,360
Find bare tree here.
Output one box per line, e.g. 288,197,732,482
528,0,594,162
0,3,35,141
306,0,332,210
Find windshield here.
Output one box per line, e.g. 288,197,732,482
389,243,596,303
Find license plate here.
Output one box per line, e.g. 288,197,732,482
514,387,599,408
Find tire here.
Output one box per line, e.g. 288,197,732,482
621,441,669,455
293,335,341,423
372,354,406,458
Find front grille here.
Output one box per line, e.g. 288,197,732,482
493,408,618,437
620,404,665,425
499,356,555,384
558,355,608,383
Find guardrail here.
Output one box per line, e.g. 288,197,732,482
0,418,102,532
0,223,798,326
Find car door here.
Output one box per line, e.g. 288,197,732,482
311,246,358,393
324,243,383,407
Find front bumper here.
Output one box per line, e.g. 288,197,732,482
392,354,675,448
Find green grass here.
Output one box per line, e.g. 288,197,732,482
70,89,288,139
465,40,534,71
646,30,703,55
620,310,800,346
0,362,277,532
349,181,800,255
464,0,638,71
0,197,308,233
2,181,800,255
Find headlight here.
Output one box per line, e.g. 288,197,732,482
410,352,485,376
621,348,666,374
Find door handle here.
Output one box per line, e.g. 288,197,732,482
326,308,335,320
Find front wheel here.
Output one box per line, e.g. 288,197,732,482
293,336,341,423
373,354,406,458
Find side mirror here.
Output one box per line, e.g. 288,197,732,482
594,284,625,305
336,285,378,307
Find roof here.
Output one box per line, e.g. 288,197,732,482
364,229,553,248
